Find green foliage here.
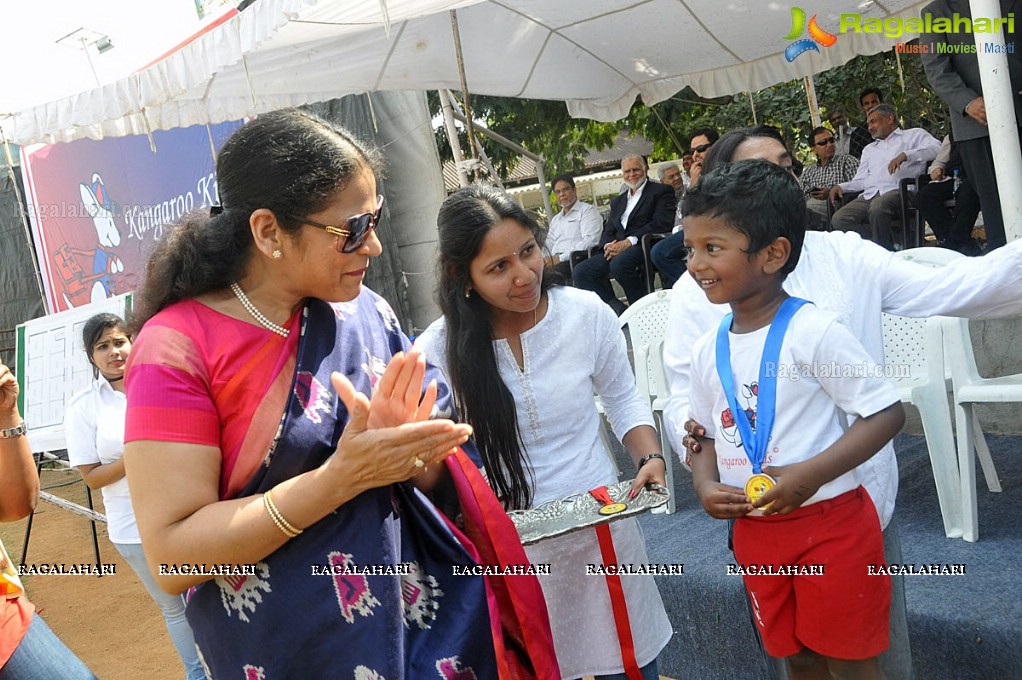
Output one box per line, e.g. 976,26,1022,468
430,47,951,184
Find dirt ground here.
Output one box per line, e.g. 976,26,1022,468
0,467,181,680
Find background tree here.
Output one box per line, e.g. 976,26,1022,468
431,48,950,182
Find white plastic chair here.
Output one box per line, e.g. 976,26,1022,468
619,289,676,513
945,317,1020,542
883,247,966,537
881,312,963,537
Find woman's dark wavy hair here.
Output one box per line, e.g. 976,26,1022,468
131,108,382,331
435,184,558,510
700,125,789,177
82,313,127,378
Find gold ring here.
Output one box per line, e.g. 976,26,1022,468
413,456,425,469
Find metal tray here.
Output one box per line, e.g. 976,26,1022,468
508,480,670,545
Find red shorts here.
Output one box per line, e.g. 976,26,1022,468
733,486,890,660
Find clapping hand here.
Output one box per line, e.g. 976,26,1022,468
330,351,470,486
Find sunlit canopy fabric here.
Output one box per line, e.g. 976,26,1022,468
3,0,933,144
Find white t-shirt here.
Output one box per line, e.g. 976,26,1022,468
689,304,901,506
66,378,138,544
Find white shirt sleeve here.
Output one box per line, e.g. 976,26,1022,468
661,273,728,458
65,390,100,468
574,203,604,254
685,330,718,440
811,317,901,419
850,232,1022,319
591,301,656,440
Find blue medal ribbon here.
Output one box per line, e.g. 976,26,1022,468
714,297,810,474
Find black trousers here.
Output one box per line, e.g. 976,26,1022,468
915,176,981,245
956,127,1022,250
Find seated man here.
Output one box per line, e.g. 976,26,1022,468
543,173,603,281
915,135,983,255
572,154,675,314
658,162,686,231
800,126,859,221
829,103,940,249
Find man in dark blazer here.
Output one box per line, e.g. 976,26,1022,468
572,154,676,314
921,0,1022,251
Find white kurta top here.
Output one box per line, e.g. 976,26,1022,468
416,286,671,678
65,378,137,544
662,229,1022,529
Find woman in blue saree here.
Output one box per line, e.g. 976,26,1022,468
123,109,558,679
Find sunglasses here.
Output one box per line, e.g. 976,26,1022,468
290,195,385,253
815,137,837,146
692,143,713,154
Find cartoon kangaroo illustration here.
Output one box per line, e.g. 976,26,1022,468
57,173,124,307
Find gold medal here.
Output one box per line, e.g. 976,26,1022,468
598,502,628,516
745,474,776,503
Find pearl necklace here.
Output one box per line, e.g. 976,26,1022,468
230,282,290,338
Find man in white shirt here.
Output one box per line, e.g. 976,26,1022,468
829,103,941,249
544,173,603,282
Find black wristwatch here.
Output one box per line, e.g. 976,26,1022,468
638,453,665,469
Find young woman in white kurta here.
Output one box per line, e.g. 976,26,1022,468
416,185,672,680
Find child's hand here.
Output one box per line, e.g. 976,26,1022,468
695,480,754,519
755,462,822,515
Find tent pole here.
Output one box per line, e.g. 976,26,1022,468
449,10,480,159
535,158,552,221
447,110,553,217
971,0,1021,242
804,76,821,128
438,90,470,188
747,93,757,124
474,138,504,189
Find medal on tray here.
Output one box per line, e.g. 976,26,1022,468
589,486,627,515
715,297,810,503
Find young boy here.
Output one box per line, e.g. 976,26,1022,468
683,160,905,678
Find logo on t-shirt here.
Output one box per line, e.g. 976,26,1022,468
720,381,758,449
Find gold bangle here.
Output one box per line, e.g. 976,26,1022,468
263,490,302,539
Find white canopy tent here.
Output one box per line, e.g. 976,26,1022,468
2,0,940,145
1,0,1016,244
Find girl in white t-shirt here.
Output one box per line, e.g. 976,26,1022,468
65,313,205,680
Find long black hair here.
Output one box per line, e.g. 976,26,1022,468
435,185,558,510
132,108,382,331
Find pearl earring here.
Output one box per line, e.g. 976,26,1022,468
272,249,283,260
464,289,471,298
